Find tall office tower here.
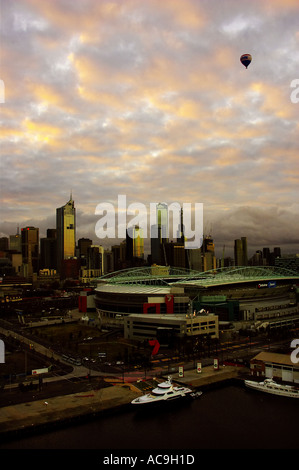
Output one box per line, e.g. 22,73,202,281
202,235,216,271
273,247,281,258
21,226,39,275
150,203,169,265
176,208,185,244
263,247,271,265
126,225,144,260
56,195,76,273
87,245,104,273
164,241,186,268
234,237,248,266
156,202,169,243
78,238,92,266
9,228,22,252
40,229,57,270
0,237,9,251
112,240,126,271
150,224,162,264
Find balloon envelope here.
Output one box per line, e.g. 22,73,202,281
240,53,252,68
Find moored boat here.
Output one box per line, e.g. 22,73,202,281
244,378,299,398
131,376,198,406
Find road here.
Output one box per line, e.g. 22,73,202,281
1,324,295,389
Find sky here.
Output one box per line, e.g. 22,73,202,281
1,0,299,258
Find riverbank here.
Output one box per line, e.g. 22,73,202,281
0,364,247,442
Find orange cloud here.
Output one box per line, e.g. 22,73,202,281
23,118,63,144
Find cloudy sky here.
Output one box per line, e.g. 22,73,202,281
1,0,299,258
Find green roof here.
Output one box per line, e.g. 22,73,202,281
97,265,299,287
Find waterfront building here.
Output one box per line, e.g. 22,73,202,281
56,195,76,273
249,351,299,384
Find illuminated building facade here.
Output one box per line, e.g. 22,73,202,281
126,225,144,260
56,196,76,273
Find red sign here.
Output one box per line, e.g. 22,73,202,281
149,339,160,355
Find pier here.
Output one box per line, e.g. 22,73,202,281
0,364,246,441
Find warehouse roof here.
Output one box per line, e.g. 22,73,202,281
251,351,299,368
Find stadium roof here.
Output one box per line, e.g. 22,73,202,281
97,265,299,288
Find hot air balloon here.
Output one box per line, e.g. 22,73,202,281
240,53,252,69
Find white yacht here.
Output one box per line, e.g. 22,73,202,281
245,378,299,398
131,376,196,406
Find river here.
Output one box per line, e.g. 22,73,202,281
1,383,298,452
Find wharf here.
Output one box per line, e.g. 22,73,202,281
0,383,140,441
0,364,246,442
171,364,246,389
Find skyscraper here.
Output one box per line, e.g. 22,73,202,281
156,202,168,243
21,226,39,275
40,229,57,270
202,235,216,271
56,195,76,273
150,203,168,265
234,237,248,266
126,225,144,260
9,228,22,252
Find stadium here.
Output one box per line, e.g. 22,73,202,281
94,265,299,341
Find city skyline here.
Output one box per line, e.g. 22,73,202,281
1,0,299,256
2,195,288,263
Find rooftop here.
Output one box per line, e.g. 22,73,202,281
252,351,299,368
97,265,299,288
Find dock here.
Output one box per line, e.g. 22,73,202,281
0,364,247,442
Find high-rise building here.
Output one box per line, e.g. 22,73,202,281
40,229,57,270
56,195,76,273
150,203,169,265
234,237,248,266
78,238,92,258
9,228,22,252
156,202,168,243
78,238,92,267
164,241,186,268
0,237,9,251
126,225,144,260
202,235,216,271
21,226,39,275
